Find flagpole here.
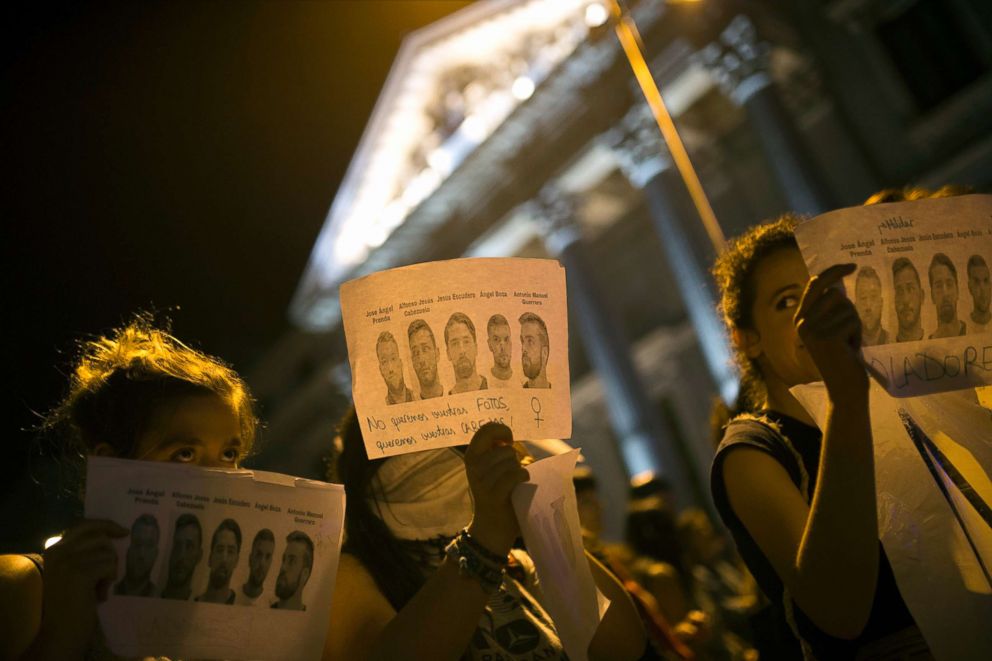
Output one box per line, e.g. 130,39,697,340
609,0,726,254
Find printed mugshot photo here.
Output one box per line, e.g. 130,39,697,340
444,312,488,394
927,253,967,338
892,256,924,343
376,331,414,405
237,528,275,606
965,254,991,334
272,531,314,611
114,514,160,597
854,266,890,346
407,318,444,399
486,313,514,387
195,518,242,605
160,513,203,600
520,312,550,389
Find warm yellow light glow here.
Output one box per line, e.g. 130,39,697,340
427,147,454,176
609,0,726,252
44,535,62,550
511,75,536,100
322,0,591,276
460,114,488,143
402,167,443,208
584,2,608,27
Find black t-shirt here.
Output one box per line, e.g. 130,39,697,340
711,411,917,659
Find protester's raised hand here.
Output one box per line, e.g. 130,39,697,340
463,423,529,557
38,519,127,655
794,263,869,396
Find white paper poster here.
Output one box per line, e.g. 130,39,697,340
795,195,992,396
84,457,345,661
792,383,992,660
512,449,608,661
340,257,571,458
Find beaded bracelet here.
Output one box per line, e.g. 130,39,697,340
445,529,507,594
460,528,509,565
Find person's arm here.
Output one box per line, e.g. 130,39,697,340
6,519,127,660
585,550,647,661
324,551,495,660
724,264,878,640
0,554,43,659
323,423,528,661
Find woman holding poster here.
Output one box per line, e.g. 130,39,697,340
324,409,647,661
0,317,258,660
709,216,929,659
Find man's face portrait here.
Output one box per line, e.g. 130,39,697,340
125,520,159,583
167,522,202,586
855,274,883,334
208,529,239,590
487,322,511,371
376,338,405,392
968,261,991,315
275,541,311,601
520,321,548,379
446,321,477,379
894,266,922,329
930,263,958,324
409,328,439,389
248,537,275,587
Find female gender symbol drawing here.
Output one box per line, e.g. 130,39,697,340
531,396,543,428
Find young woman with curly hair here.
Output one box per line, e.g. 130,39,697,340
709,216,928,659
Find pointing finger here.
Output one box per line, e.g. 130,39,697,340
795,263,856,322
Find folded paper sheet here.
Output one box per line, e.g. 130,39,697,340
511,449,608,661
791,383,992,660
85,457,345,661
341,257,571,458
795,195,992,396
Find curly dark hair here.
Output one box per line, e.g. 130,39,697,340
863,185,973,205
711,214,802,410
44,314,257,465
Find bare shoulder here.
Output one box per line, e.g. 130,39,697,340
323,553,396,661
0,553,42,599
721,446,799,500
722,446,808,526
0,554,44,657
0,553,41,580
721,447,809,580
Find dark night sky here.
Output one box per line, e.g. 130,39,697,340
1,2,471,508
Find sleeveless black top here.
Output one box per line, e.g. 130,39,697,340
711,412,917,660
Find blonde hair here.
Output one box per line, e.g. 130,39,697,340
46,315,257,461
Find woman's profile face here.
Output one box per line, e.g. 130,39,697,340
747,246,821,388
131,393,244,468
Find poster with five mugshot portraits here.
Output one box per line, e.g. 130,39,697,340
85,457,345,661
340,257,571,459
796,194,992,396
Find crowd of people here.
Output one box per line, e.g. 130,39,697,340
1,185,983,660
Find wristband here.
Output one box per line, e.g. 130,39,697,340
460,528,510,565
445,530,506,594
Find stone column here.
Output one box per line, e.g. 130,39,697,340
606,103,738,404
531,185,698,508
698,15,833,215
